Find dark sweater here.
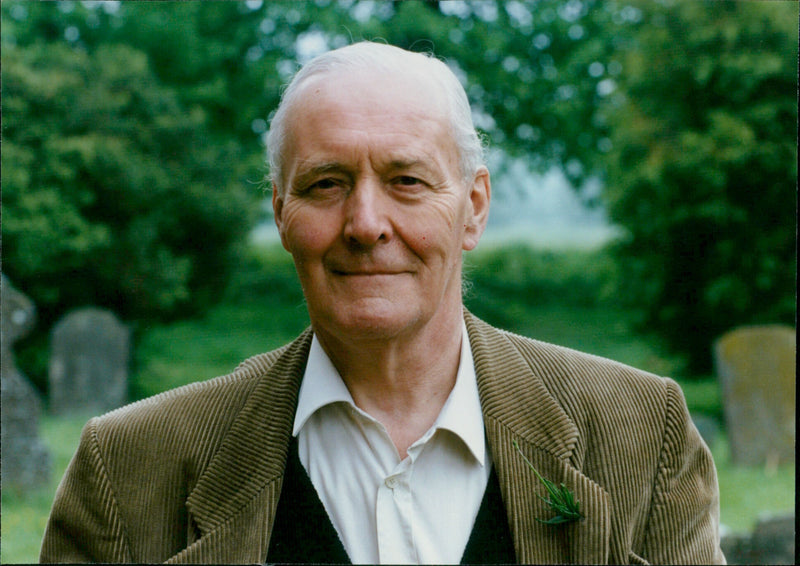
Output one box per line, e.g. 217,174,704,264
267,437,516,564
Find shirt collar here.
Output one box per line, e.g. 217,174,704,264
292,321,486,466
292,335,354,437
431,322,486,466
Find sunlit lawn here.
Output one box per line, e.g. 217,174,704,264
1,412,91,564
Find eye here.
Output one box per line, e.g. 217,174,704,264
309,178,339,190
398,176,419,184
394,176,425,188
292,176,346,199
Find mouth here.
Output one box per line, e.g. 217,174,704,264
327,257,410,277
331,269,407,277
326,254,416,279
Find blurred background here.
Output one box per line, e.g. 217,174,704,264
1,0,796,562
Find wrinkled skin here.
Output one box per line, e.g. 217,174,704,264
273,71,491,352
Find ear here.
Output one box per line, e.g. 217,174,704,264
462,166,491,251
271,187,291,252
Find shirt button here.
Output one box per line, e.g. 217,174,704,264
385,476,398,489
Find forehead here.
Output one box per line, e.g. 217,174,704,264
284,69,454,156
289,70,449,138
295,63,447,109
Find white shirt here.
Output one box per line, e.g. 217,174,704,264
292,323,491,564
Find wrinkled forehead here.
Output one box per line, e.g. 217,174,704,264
286,66,451,134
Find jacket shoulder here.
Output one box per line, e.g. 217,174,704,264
87,334,307,476
499,328,671,403
100,342,289,427
466,312,678,454
48,331,312,563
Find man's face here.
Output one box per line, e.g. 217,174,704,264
273,71,489,345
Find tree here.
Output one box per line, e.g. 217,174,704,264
1,1,275,387
3,14,253,320
600,0,798,371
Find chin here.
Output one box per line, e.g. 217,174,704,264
321,303,422,341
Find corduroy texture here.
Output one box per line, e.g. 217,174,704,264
40,312,724,564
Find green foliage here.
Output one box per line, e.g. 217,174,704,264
463,243,687,377
1,2,266,321
133,245,308,399
513,440,584,525
675,378,723,422
3,0,795,384
600,0,798,371
1,1,274,388
465,243,619,309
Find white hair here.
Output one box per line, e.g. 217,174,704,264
266,41,485,194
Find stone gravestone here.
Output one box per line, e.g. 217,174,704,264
721,512,795,565
1,275,51,490
714,325,796,467
49,307,131,416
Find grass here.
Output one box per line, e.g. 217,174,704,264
1,412,92,564
1,243,792,562
711,437,796,532
133,301,310,399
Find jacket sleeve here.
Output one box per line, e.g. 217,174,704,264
40,418,134,563
640,379,726,564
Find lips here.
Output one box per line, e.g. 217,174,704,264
331,268,407,276
325,257,412,276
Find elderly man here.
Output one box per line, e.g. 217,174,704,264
41,42,724,564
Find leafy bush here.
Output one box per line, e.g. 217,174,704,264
132,244,309,400
464,243,619,310
2,22,258,324
2,2,268,390
602,1,798,371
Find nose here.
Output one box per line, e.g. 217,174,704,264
342,180,392,246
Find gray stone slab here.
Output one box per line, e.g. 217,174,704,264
714,325,795,467
1,275,51,490
49,307,131,415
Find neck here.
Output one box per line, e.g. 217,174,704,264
314,306,465,458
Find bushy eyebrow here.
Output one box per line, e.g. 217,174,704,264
386,158,424,170
383,158,442,180
291,162,351,189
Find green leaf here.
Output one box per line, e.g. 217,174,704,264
513,440,584,525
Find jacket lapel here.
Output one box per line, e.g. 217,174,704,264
167,330,314,564
466,312,611,564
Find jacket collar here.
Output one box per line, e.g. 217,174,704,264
168,329,313,564
169,314,611,563
466,312,611,564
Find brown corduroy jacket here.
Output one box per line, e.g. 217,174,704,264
40,312,724,564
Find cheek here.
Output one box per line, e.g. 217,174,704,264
401,219,463,268
279,206,335,257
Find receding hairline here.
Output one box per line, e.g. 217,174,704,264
268,41,485,194
284,64,451,127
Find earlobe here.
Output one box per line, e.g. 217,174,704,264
463,167,491,251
